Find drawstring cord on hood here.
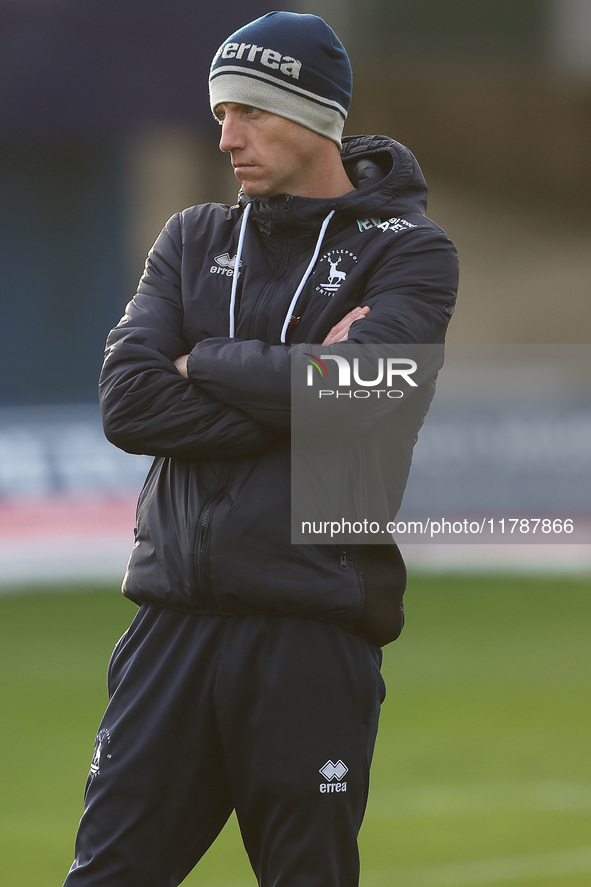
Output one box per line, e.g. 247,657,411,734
228,201,251,339
228,205,335,343
279,209,335,343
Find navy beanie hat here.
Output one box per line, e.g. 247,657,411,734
209,11,352,147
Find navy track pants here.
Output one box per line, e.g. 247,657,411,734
63,605,385,886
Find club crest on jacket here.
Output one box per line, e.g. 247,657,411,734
315,249,358,296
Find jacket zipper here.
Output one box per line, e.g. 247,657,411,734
247,246,292,340
195,466,232,605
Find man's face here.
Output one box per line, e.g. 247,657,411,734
215,102,326,198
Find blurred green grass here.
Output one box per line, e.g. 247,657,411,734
1,573,590,886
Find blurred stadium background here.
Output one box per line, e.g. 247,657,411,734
0,1,590,885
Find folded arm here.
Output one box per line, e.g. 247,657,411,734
183,226,458,427
99,216,281,460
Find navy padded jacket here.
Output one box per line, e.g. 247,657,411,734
99,135,459,645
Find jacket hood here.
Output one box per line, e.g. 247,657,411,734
239,134,429,232
341,134,428,216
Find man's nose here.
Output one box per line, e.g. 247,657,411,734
219,116,245,153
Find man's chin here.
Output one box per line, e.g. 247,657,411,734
238,180,269,198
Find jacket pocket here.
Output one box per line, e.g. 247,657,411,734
194,466,233,607
351,543,407,646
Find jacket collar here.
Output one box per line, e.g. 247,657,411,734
238,134,429,234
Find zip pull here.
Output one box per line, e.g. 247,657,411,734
339,551,349,571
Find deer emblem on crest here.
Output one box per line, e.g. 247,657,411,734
327,257,347,285
321,256,349,293
318,251,357,295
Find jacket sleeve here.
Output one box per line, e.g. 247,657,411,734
346,225,458,345
99,215,281,459
186,224,458,428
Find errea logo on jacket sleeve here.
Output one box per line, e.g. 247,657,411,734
216,43,302,79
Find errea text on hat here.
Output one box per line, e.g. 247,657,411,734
219,43,302,79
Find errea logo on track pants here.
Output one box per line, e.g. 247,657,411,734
319,760,348,793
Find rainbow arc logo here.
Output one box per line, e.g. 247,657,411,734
302,353,329,378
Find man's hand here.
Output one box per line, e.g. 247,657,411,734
174,355,189,378
322,305,370,345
